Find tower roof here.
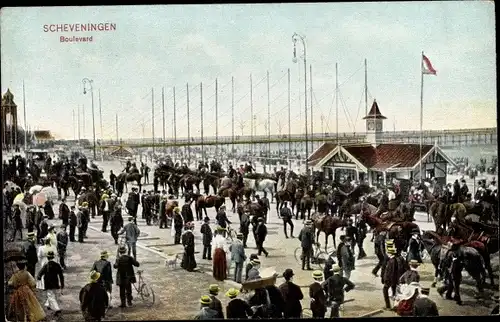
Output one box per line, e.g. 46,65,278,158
363,99,386,119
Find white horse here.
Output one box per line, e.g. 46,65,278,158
243,178,277,200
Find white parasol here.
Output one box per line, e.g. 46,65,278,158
29,185,44,195
33,193,47,206
12,198,27,212
40,187,58,202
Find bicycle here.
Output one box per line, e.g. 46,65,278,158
294,243,330,269
133,270,155,307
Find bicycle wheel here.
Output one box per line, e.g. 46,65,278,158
139,283,155,307
294,247,303,264
315,251,328,270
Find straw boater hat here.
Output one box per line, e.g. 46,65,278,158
209,284,220,295
251,259,261,265
409,259,420,267
174,207,181,213
200,295,212,305
47,251,55,259
27,232,36,240
100,251,109,259
386,246,397,255
101,194,109,200
118,246,127,254
331,265,342,273
89,270,101,283
225,288,240,298
312,270,323,280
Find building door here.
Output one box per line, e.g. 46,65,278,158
426,169,435,179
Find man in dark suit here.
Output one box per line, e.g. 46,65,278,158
298,220,315,270
279,268,303,318
459,179,469,202
309,270,327,318
382,245,409,310
225,288,253,319
208,284,224,319
323,264,355,318
114,245,140,308
280,201,294,238
412,286,439,316
126,187,140,218
255,217,268,257
200,217,213,260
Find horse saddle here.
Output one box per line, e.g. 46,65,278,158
465,240,486,250
381,221,398,231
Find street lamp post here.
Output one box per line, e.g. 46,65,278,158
82,78,97,160
292,32,309,178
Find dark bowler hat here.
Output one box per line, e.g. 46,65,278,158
283,268,295,279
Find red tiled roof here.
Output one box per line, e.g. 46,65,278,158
344,143,434,170
363,100,387,119
307,143,337,166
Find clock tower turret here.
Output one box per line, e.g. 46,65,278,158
363,99,387,147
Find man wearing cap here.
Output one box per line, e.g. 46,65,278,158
226,288,253,319
181,198,195,223
239,208,251,248
181,222,197,272
69,205,77,242
340,237,355,279
207,285,224,319
37,250,64,315
382,244,409,310
114,245,140,307
158,195,168,228
280,201,294,238
309,270,327,318
459,179,469,203
345,219,357,254
298,220,315,270
246,258,262,281
38,214,49,244
200,217,213,260
412,286,439,316
260,192,271,222
406,230,423,263
99,194,111,232
56,225,69,270
118,216,141,260
323,264,355,318
195,295,218,319
255,217,269,257
77,205,88,243
372,230,387,277
172,207,184,244
432,177,443,199
92,251,114,308
437,243,463,305
230,233,246,283
399,260,421,285
79,270,109,322
110,204,124,245
23,232,38,278
245,254,259,280
215,205,231,236
279,268,303,318
126,187,140,218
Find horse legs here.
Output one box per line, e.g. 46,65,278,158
203,207,208,220
307,208,311,220
431,264,439,287
316,230,321,244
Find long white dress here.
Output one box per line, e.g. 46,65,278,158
36,244,55,289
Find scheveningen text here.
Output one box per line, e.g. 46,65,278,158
43,23,117,33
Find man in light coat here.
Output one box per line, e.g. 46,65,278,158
230,233,246,283
118,216,141,260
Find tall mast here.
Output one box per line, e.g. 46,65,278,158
186,83,190,164
151,88,155,155
200,82,204,162
99,89,103,145
72,109,76,141
231,77,235,156
287,68,291,164
336,63,339,144
310,64,313,154
162,87,166,151
419,51,424,182
365,59,368,116
215,78,219,158
173,87,177,159
115,113,118,142
23,80,27,150
77,104,81,141
250,74,254,156
267,71,271,157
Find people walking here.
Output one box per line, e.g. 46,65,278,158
323,264,355,318
230,233,246,283
309,270,327,318
23,232,38,278
195,296,219,319
239,209,251,248
91,251,114,308
99,194,111,232
382,243,409,310
114,245,140,308
173,207,184,244
37,251,64,316
226,288,253,319
181,222,197,272
372,230,387,277
79,270,109,322
118,216,141,260
212,229,228,281
280,202,294,238
69,205,77,242
200,217,213,260
255,217,269,257
56,225,69,270
207,285,224,319
279,268,303,318
340,237,356,279
298,220,315,270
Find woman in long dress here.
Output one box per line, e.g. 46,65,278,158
36,237,55,289
181,222,197,272
8,260,46,322
212,229,227,281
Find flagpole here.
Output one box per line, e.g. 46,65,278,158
23,80,27,151
419,51,424,182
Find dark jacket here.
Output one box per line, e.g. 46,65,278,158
23,240,38,265
336,242,345,266
239,213,250,235
114,254,140,285
56,231,69,250
215,210,231,228
298,227,315,249
279,281,303,318
173,213,184,229
255,223,267,243
92,259,114,285
79,282,109,318
182,203,194,223
309,282,327,313
245,263,253,280
59,203,70,225
399,269,420,284
407,238,423,263
69,210,77,226
346,225,357,241
383,255,409,286
226,298,253,319
265,285,285,318
208,295,224,319
323,274,355,303
200,223,213,246
37,260,64,290
412,296,439,316
280,207,292,219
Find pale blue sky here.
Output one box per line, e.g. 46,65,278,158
1,2,496,140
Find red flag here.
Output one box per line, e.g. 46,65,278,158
422,54,437,75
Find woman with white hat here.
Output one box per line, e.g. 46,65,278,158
394,282,420,316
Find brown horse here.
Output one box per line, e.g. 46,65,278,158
117,172,142,193
78,190,99,218
202,173,220,195
180,174,201,194
165,200,179,219
299,193,315,221
276,180,298,214
195,195,225,219
218,186,238,213
311,212,348,250
361,212,420,252
429,201,452,232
